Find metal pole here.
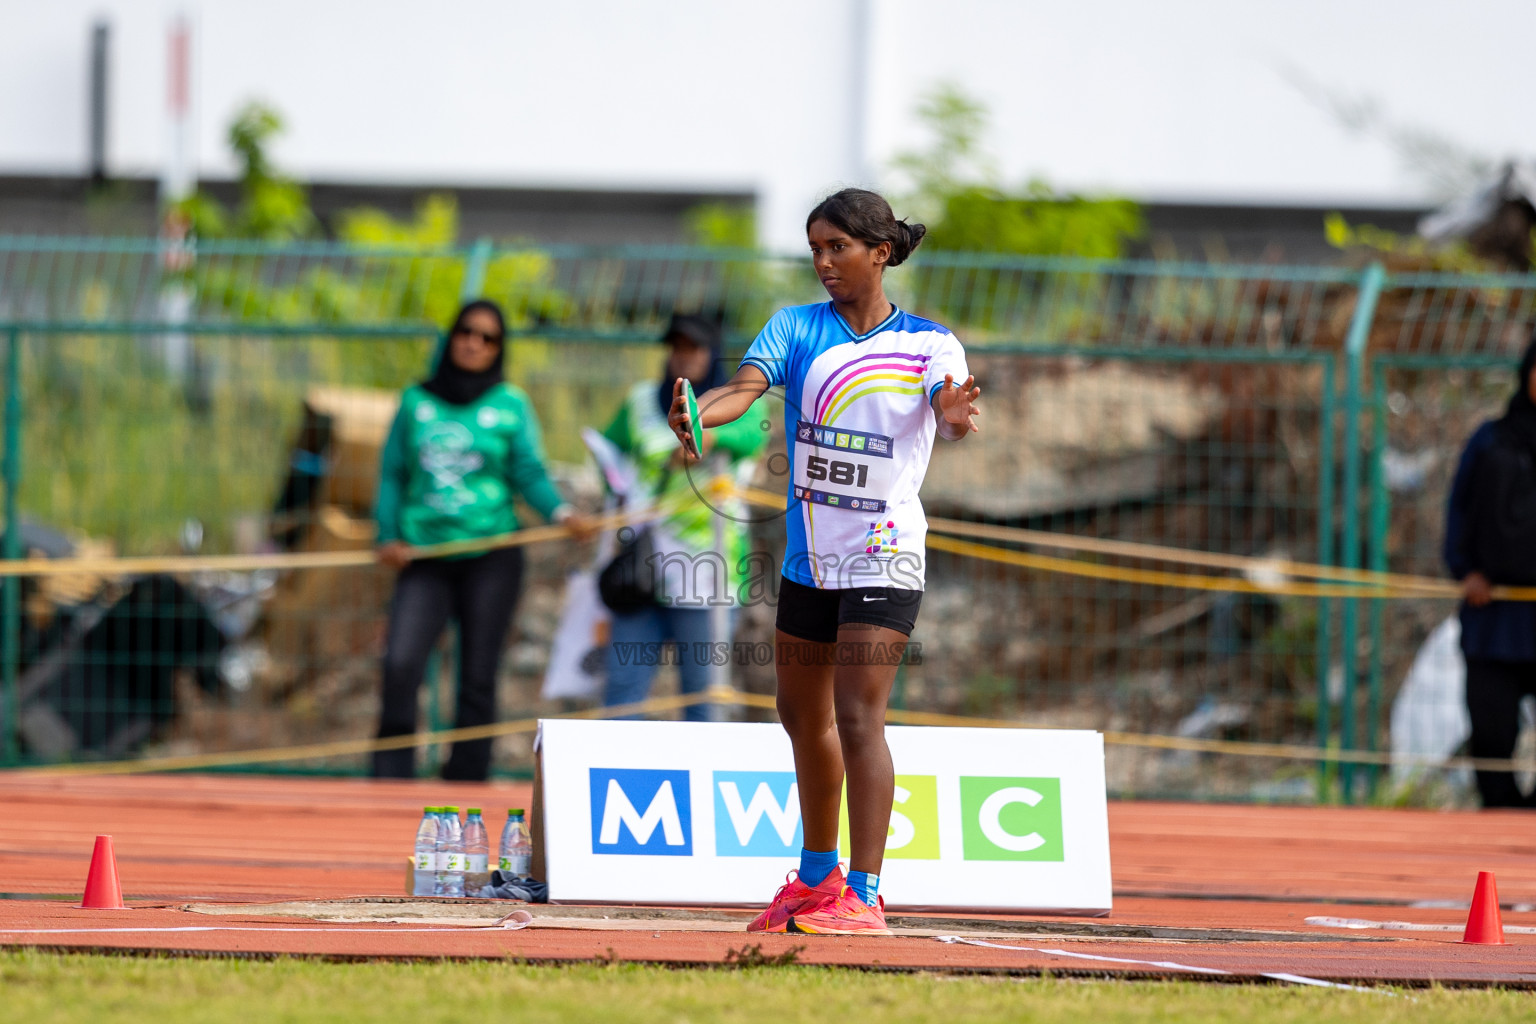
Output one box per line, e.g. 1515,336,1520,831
708,467,730,722
847,0,873,186
2,326,22,765
1338,262,1385,804
460,238,492,302
1365,370,1390,797
1315,358,1335,799
88,22,110,186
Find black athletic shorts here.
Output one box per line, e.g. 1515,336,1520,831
774,575,923,644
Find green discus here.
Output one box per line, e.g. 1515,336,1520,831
683,379,704,457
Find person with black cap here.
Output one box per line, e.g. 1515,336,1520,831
1445,330,1536,808
372,299,592,780
597,313,769,720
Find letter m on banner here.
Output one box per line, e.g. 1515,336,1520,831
589,768,693,855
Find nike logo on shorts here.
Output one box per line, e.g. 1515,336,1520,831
862,594,887,602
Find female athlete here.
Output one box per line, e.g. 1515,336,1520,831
667,188,980,934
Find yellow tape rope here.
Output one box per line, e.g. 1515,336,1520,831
12,687,1528,778
0,501,680,578
738,485,1530,601
2,477,1521,777
0,478,1521,599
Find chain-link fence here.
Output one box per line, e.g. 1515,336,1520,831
1,237,1529,803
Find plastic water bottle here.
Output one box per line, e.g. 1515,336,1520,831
412,806,439,897
463,808,490,875
499,808,532,877
436,805,465,897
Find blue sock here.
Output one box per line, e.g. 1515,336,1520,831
847,870,880,907
798,848,839,888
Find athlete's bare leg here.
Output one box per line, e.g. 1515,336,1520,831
774,631,842,852
776,624,905,875
832,623,904,877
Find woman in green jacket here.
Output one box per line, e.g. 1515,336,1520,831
373,299,586,780
600,314,769,720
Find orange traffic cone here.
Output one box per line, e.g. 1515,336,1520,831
79,835,126,910
1460,871,1506,945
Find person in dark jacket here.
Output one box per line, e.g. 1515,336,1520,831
1444,332,1536,808
372,299,591,781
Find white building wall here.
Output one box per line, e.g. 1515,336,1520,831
1,0,1532,249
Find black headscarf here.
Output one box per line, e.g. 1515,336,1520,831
1497,332,1536,456
421,300,507,406
656,313,727,416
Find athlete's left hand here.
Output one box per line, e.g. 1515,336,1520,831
935,374,981,436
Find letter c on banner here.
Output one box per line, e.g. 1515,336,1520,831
978,786,1045,853
886,784,916,851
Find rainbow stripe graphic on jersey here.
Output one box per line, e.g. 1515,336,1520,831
739,302,968,591
813,351,931,425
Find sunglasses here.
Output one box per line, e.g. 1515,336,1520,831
453,325,504,345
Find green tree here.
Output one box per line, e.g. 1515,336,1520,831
888,84,997,227
1322,212,1488,273
889,83,1143,259
175,101,317,241
683,202,757,250
927,183,1142,260
170,103,569,332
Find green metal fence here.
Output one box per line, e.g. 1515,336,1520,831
1,236,1530,803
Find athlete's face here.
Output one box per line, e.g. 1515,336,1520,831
449,307,503,373
808,219,890,303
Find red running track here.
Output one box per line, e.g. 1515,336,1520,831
2,773,1535,984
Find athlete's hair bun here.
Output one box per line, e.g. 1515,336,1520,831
891,220,927,268
806,188,926,269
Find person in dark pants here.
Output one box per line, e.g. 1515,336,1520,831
372,300,591,780
1444,332,1536,808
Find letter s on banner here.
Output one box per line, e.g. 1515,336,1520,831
887,784,916,851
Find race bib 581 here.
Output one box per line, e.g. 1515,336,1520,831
792,421,893,513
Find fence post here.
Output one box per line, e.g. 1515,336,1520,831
1315,358,1336,798
1338,262,1385,804
2,325,20,765
1365,369,1390,798
460,237,493,302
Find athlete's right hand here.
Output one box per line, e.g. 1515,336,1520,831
667,377,701,462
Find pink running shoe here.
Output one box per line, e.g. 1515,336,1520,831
746,866,846,933
787,886,891,935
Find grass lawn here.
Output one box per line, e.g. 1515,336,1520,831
4,950,1536,1024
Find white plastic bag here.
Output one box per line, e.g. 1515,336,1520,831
1389,617,1471,788
540,569,609,702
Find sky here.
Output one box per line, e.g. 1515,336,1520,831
0,0,1530,248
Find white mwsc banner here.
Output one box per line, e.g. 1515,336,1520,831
539,720,1112,915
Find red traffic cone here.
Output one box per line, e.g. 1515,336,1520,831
79,835,126,910
1460,870,1506,945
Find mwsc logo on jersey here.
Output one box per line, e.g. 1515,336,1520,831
588,768,1063,861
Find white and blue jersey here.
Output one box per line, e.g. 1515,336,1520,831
741,302,968,591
